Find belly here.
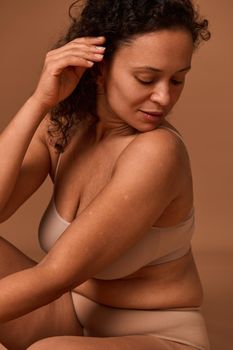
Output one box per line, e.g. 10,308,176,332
72,250,204,309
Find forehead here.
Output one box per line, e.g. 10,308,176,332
111,30,194,71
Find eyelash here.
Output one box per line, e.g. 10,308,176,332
171,79,184,86
136,77,184,86
136,78,153,85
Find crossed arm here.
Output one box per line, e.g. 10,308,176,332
0,130,183,322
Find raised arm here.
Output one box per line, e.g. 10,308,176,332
0,130,185,322
0,36,106,222
0,99,50,219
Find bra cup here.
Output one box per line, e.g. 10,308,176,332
39,196,195,280
38,125,194,279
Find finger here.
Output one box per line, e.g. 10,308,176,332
48,36,105,56
45,55,95,76
47,42,105,57
46,49,104,65
67,42,106,53
71,36,106,45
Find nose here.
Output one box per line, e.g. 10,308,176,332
150,82,171,108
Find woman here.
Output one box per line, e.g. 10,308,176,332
0,0,211,349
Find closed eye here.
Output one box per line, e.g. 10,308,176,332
135,77,184,86
135,77,154,85
170,79,184,86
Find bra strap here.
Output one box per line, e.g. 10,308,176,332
54,153,62,181
157,126,184,143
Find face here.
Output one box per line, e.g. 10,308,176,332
97,29,194,133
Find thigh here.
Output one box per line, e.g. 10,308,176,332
27,334,199,350
0,237,83,350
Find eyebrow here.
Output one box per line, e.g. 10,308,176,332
134,65,192,73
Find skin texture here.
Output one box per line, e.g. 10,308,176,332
95,29,193,139
32,36,106,111
0,30,201,350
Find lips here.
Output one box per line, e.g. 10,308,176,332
140,110,164,118
139,110,164,123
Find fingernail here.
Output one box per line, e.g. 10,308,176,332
95,54,104,59
96,46,106,51
87,61,94,66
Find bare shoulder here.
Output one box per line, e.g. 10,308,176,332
112,125,193,211
115,125,189,172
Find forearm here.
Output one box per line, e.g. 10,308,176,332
0,96,47,211
0,263,63,323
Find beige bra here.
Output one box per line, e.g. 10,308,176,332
38,126,195,280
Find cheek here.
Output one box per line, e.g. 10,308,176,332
106,75,140,109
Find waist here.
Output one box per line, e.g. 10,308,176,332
73,250,204,309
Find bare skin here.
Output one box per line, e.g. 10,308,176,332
0,30,206,350
51,118,203,311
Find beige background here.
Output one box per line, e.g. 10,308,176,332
0,1,232,349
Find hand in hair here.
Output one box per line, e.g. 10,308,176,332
32,36,106,111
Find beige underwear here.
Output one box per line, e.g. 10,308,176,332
71,292,210,350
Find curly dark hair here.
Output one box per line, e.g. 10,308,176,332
48,0,211,152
